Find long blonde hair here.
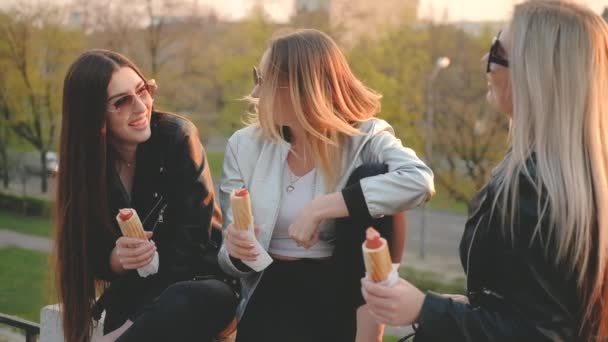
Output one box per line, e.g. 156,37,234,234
248,29,382,188
495,1,608,339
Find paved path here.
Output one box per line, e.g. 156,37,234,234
0,229,52,253
405,208,467,260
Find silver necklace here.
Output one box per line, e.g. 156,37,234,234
121,160,135,168
116,158,135,174
286,167,303,193
285,145,309,193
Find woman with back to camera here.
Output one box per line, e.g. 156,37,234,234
55,50,238,342
362,1,608,341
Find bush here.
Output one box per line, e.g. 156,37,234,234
0,192,52,218
400,267,466,295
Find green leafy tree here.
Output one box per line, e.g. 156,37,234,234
349,21,509,208
349,24,430,154
214,7,279,134
428,25,509,206
0,4,85,192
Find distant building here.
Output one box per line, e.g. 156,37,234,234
293,0,419,46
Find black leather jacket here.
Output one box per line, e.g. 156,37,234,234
415,163,581,341
92,112,229,332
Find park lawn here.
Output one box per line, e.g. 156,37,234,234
0,210,53,237
426,188,468,215
206,151,224,180
0,247,55,322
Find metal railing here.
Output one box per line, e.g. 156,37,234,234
0,312,40,342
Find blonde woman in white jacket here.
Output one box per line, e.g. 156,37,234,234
218,29,434,342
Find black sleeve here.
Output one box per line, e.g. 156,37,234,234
415,173,577,342
159,122,221,280
415,292,545,342
342,181,375,223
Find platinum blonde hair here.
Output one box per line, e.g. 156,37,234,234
495,1,608,338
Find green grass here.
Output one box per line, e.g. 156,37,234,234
0,209,53,237
400,266,466,295
0,247,54,322
207,151,225,180
427,188,468,215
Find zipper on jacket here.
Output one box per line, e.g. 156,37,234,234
141,194,165,227
151,204,167,232
465,212,484,294
158,206,166,223
482,288,504,300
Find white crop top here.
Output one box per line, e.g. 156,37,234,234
267,167,334,258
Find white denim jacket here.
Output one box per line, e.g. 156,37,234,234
218,118,434,318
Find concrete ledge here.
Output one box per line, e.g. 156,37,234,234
40,304,104,342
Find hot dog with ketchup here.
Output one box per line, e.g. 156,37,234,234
362,227,393,283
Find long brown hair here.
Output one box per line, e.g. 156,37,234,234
494,1,608,339
248,29,382,189
55,50,148,342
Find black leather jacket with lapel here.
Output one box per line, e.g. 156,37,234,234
92,111,226,331
415,161,581,341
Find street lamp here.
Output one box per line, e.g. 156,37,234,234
419,56,450,259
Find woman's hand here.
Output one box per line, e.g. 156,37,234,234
361,277,426,326
111,231,156,272
288,192,349,248
225,223,260,261
288,201,322,249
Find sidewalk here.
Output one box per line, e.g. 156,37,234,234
0,229,52,253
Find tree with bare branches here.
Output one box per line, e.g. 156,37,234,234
0,71,12,189
0,4,84,193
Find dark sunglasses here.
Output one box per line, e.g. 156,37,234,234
487,31,509,73
253,66,262,86
107,80,157,113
